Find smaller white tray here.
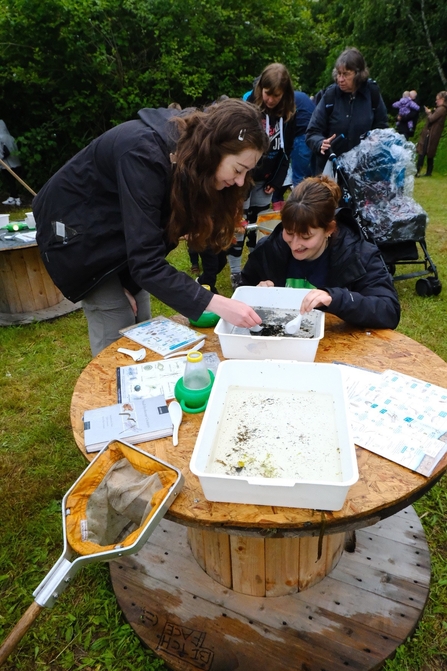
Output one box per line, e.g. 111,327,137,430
215,286,324,361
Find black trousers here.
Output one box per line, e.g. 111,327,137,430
417,154,434,176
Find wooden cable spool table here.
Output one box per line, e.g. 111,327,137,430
0,235,63,313
70,315,447,670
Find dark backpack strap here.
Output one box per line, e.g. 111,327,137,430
322,84,337,116
367,79,381,110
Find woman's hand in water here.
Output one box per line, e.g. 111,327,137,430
208,294,262,328
257,280,275,287
300,289,332,312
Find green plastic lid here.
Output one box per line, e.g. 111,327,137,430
189,284,220,327
189,311,220,328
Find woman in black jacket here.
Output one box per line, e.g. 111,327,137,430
306,48,388,175
241,176,400,329
34,100,269,355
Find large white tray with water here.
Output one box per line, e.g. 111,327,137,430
190,360,358,511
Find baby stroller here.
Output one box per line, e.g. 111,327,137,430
329,128,441,297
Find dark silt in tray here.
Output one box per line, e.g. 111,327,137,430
249,307,321,339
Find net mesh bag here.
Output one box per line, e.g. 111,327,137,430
65,440,178,555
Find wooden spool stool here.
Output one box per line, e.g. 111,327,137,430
187,528,345,596
0,242,63,313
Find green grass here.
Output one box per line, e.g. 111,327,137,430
1,154,447,669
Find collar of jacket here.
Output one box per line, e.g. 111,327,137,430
336,80,370,100
137,107,180,156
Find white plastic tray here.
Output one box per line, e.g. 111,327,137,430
190,360,358,511
215,286,324,361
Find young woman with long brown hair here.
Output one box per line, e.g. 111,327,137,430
34,99,269,355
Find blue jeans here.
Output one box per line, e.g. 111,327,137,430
291,134,312,186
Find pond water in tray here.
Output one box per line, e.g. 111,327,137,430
206,385,342,482
231,307,320,338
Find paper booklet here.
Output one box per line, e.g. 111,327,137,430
337,363,447,477
119,316,206,356
83,394,173,453
117,352,221,403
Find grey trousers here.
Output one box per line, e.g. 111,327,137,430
82,275,151,357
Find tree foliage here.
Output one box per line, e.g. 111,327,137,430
309,0,447,106
0,0,320,187
0,0,445,189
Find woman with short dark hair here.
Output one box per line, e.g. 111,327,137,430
306,48,388,175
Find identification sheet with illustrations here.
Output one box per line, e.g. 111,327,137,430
117,353,221,402
339,365,447,476
120,316,205,356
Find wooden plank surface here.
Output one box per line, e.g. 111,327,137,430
230,535,266,596
110,505,430,671
265,536,299,596
0,246,63,313
70,315,447,536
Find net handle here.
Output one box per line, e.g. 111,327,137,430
0,601,43,666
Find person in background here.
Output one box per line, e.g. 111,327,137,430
291,90,315,186
415,91,447,177
0,120,23,206
227,63,296,289
33,100,269,356
306,48,388,175
271,162,293,211
408,90,420,137
240,175,400,329
271,90,315,210
186,241,227,292
393,91,420,140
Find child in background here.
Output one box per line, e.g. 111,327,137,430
393,91,420,140
240,175,400,329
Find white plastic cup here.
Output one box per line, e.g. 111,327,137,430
183,351,211,390
0,213,10,227
25,212,35,227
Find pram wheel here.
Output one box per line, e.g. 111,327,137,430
429,278,442,296
416,277,442,297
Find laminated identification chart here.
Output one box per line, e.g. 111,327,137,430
120,316,205,356
340,365,447,476
117,353,221,402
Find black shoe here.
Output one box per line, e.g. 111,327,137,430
230,272,242,290
422,173,432,177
